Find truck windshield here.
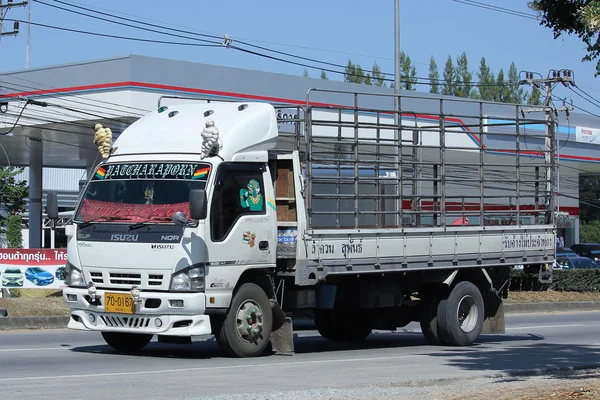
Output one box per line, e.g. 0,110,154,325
74,162,211,223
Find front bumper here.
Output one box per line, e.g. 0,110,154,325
63,287,212,337
2,279,23,286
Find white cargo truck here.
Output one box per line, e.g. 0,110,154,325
57,89,556,357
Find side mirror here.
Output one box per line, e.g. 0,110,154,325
172,211,189,226
47,191,59,220
189,189,207,220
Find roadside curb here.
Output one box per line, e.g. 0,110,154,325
504,301,600,314
0,316,69,331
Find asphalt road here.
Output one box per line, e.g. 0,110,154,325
1,311,599,400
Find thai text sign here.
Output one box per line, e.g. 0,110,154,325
0,249,67,289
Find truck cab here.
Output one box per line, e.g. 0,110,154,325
62,102,283,357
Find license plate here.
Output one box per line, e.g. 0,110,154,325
104,292,135,314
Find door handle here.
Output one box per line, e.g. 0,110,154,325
259,241,269,250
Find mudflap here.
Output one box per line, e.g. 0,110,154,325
481,292,505,334
269,299,294,354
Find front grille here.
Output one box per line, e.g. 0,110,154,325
148,274,163,286
88,270,165,288
90,272,103,284
100,315,151,328
110,273,141,285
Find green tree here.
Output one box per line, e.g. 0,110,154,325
494,68,506,102
527,86,543,105
579,173,600,223
505,62,527,104
454,52,473,98
529,0,600,75
476,57,496,101
371,62,386,87
6,214,23,248
580,220,600,242
320,70,328,80
344,59,367,84
442,55,455,96
399,51,417,90
429,56,440,94
0,167,28,235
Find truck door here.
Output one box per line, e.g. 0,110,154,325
205,162,276,295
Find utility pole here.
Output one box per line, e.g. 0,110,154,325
393,0,401,226
520,69,574,228
0,0,28,39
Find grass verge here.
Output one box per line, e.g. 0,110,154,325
0,297,69,316
506,290,600,303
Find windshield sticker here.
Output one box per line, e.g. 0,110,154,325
242,231,256,247
92,163,211,181
240,179,263,211
95,167,107,180
192,167,210,180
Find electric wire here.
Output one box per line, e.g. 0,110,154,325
1,19,223,48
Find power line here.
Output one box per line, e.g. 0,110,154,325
569,86,600,110
452,0,539,20
52,0,424,66
33,0,221,45
37,0,524,88
2,18,223,47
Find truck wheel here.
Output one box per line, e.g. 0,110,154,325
419,287,446,345
217,283,273,358
101,332,153,351
437,281,484,346
314,310,373,342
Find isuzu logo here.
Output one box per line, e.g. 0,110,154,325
161,235,180,241
110,234,139,242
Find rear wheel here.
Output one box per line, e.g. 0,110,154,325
314,310,373,342
437,281,484,346
419,287,446,345
217,283,273,358
101,332,153,352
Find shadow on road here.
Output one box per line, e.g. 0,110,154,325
69,329,546,361
425,340,600,379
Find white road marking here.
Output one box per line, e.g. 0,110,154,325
506,324,585,330
0,347,69,353
0,354,423,382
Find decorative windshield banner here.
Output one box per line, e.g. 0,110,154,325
92,163,211,181
0,249,67,289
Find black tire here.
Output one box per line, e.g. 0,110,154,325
101,332,153,351
419,287,446,345
437,281,485,346
314,310,373,342
217,283,273,358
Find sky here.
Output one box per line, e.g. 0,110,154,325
0,0,598,116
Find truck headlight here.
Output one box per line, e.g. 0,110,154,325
170,265,205,292
65,261,86,288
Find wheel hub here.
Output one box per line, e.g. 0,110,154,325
236,301,264,342
457,295,478,333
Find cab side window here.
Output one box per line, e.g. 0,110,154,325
210,163,266,242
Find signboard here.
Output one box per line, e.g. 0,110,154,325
576,126,600,145
92,162,211,181
0,249,67,289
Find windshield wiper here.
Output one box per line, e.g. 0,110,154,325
128,216,173,230
76,215,132,228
